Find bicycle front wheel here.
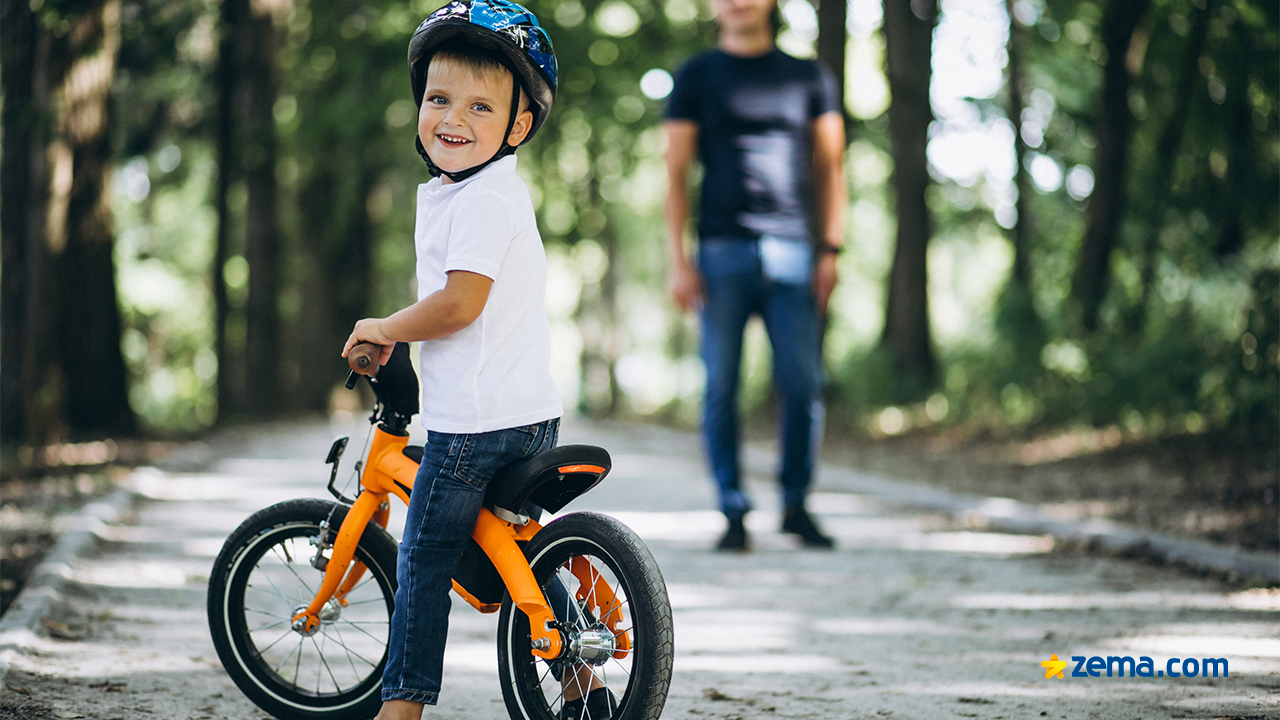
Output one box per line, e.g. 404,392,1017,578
207,498,397,720
497,512,673,720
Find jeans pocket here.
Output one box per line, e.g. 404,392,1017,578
451,435,485,488
759,235,812,286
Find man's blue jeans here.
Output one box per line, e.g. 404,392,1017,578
382,418,559,705
698,237,824,520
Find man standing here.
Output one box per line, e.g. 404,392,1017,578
665,0,846,550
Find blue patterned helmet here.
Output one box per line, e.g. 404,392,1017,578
409,0,558,144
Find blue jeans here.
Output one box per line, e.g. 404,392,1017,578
699,237,824,519
382,418,559,704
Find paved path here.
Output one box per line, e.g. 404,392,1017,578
1,417,1277,719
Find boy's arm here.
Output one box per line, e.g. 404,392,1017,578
664,119,701,312
341,270,493,365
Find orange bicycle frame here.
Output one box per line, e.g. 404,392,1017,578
291,425,566,660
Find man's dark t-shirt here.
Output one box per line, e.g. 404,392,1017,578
666,48,840,244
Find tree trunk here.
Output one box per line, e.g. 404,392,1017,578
578,177,619,416
213,0,242,422
54,0,136,438
0,0,50,443
1004,0,1031,287
1071,0,1150,332
241,1,282,417
288,164,375,413
994,0,1045,375
880,0,938,395
291,169,339,413
816,0,847,116
1213,10,1254,259
1136,0,1210,329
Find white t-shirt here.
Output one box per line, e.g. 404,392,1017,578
413,155,563,433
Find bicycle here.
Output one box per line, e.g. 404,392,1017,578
207,342,674,720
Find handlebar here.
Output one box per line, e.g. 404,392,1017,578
344,343,382,389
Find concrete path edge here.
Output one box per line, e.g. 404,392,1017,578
812,461,1280,585
0,484,137,689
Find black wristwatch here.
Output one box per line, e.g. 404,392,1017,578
819,244,844,255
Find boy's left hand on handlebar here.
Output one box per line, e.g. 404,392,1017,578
342,319,395,371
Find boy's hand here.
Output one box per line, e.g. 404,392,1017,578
342,319,395,368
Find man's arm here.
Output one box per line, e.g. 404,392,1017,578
664,119,702,312
811,111,846,315
341,270,493,365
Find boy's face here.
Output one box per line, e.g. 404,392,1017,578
419,56,533,180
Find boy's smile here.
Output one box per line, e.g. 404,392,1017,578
419,56,532,182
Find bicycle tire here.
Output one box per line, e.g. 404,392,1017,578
207,498,398,720
497,512,673,720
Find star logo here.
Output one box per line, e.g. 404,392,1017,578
1041,654,1067,679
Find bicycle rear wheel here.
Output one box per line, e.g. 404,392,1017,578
207,498,397,720
497,512,673,720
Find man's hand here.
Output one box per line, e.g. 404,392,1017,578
342,319,395,368
669,261,704,312
813,252,838,316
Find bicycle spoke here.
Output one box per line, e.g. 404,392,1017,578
259,565,299,610
277,546,319,598
293,630,304,685
547,676,567,714
254,626,297,656
330,622,363,682
333,617,388,646
347,573,378,594
273,633,304,676
316,626,380,669
607,654,633,679
243,614,286,630
244,607,292,621
314,629,328,693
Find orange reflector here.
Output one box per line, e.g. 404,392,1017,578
558,464,605,475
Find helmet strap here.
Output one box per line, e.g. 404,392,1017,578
418,71,523,183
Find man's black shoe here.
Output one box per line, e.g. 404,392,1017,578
781,505,834,548
716,516,749,551
560,687,617,720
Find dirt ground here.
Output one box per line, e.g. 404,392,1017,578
1,422,1275,622
0,439,171,615
823,424,1279,555
0,472,117,616
1,417,1276,720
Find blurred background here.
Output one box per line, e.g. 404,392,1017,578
1,0,1276,500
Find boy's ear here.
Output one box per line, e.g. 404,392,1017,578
506,108,535,147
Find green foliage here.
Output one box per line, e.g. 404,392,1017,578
101,0,1276,441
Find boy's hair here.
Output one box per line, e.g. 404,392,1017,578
429,39,530,112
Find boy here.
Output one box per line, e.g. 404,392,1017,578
341,2,610,718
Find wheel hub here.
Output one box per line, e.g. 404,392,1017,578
566,625,617,666
291,600,342,637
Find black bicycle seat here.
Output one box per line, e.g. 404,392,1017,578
486,445,611,515
397,444,610,516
